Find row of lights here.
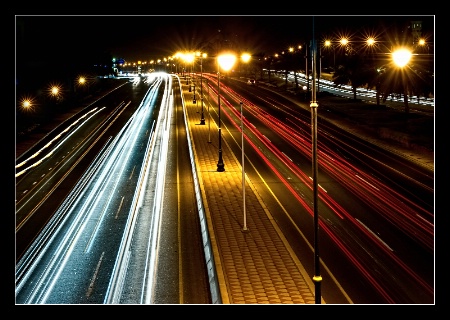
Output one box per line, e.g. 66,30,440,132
19,76,91,113
173,35,426,304
117,28,431,76
175,51,251,171
177,51,251,233
263,34,430,77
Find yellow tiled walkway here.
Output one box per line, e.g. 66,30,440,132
182,82,319,304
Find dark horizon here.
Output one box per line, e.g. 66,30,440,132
15,15,435,97
16,15,434,63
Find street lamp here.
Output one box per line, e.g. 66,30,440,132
239,53,251,231
216,53,236,172
19,96,35,113
78,76,86,86
193,79,197,107
48,83,62,103
197,52,207,125
240,52,251,77
192,64,196,98
240,100,248,232
311,24,322,303
323,40,336,72
392,47,412,68
304,43,310,99
322,36,353,73
21,99,32,109
50,86,59,97
392,47,413,113
182,52,195,89
76,76,90,95
207,78,212,143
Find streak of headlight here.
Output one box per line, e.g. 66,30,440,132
104,75,166,303
355,174,380,191
33,87,157,303
142,75,173,304
15,108,104,177
36,130,138,303
356,219,393,251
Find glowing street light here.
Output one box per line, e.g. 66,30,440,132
19,96,35,113
392,47,413,113
51,86,59,96
184,52,195,88
22,99,31,109
78,76,86,85
323,40,336,72
48,83,63,103
76,76,90,94
240,52,251,77
197,52,207,125
216,53,236,172
392,48,412,67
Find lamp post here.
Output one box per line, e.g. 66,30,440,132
192,64,196,98
392,47,412,113
239,53,251,231
48,83,62,116
77,76,89,95
310,24,322,304
183,52,195,89
240,100,248,232
216,67,224,171
216,53,236,172
207,78,212,143
198,52,206,125
318,45,322,93
193,79,197,109
324,40,336,72
304,42,310,100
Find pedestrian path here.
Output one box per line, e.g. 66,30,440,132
182,83,320,304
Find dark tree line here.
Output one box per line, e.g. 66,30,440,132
330,48,433,114
257,44,433,114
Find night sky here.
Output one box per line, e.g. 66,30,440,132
14,14,435,100
16,15,434,64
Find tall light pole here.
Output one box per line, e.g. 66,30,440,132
324,40,336,72
240,100,248,232
216,59,224,171
310,22,322,304
183,52,195,89
193,79,197,109
207,78,212,143
305,44,309,96
239,53,251,231
305,42,309,100
216,53,236,172
198,52,207,125
318,45,322,93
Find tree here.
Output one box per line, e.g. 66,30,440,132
332,53,373,100
375,59,433,114
365,66,385,106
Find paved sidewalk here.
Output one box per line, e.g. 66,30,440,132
182,83,320,304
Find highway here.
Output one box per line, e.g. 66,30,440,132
201,73,433,303
15,72,434,304
15,74,211,304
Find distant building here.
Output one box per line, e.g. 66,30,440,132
410,20,423,44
